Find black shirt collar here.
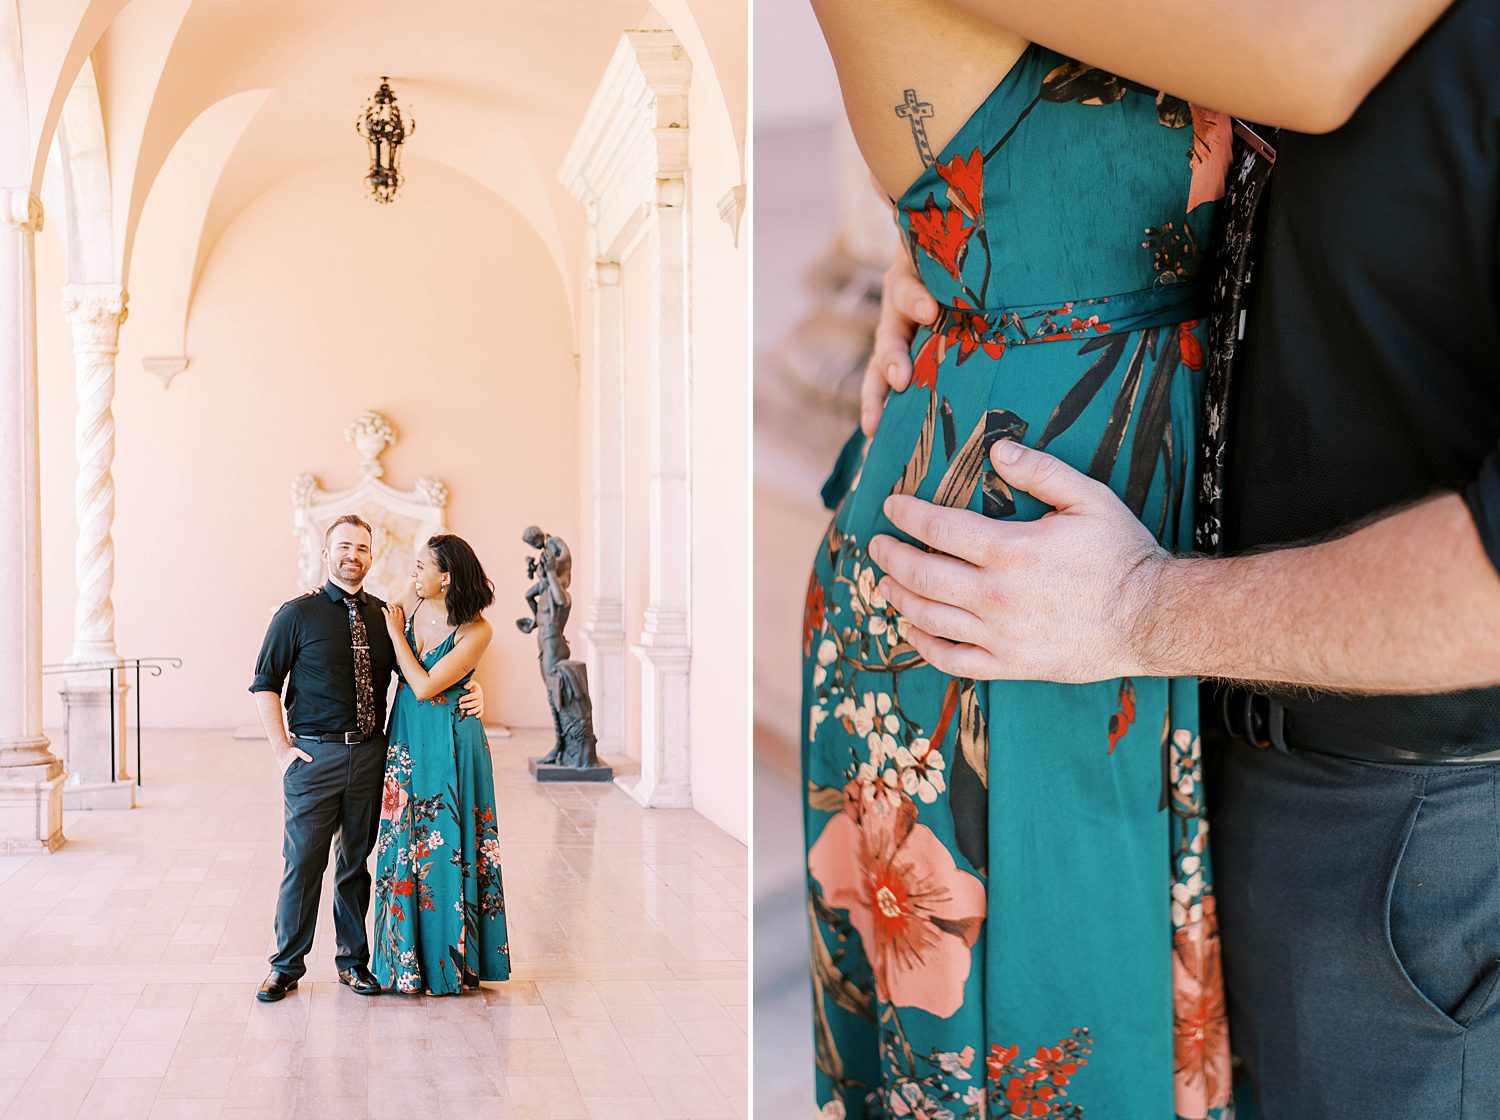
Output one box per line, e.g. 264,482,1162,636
324,580,365,605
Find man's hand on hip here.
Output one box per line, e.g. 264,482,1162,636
458,680,484,720
870,439,1167,683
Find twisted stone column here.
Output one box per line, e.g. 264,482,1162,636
63,284,127,666
0,188,64,849
59,284,133,805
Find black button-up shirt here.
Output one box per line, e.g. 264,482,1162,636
1222,0,1500,754
249,580,398,738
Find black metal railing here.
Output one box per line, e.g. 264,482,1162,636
39,657,183,786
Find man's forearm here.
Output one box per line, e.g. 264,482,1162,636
1141,493,1500,693
252,690,292,751
945,0,1451,133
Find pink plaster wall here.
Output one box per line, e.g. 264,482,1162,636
36,156,582,732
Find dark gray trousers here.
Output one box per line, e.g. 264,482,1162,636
1207,731,1500,1119
269,735,385,979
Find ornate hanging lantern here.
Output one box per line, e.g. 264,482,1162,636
355,77,414,204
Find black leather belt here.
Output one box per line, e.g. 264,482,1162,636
1217,686,1500,765
294,730,381,745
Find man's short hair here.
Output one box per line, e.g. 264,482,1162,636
324,514,372,546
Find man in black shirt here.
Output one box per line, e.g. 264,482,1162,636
250,514,483,1002
855,0,1500,1112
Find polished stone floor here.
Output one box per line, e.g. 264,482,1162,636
0,728,747,1119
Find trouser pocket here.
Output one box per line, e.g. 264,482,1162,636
1384,771,1500,1031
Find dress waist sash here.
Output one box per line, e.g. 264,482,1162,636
930,283,1206,348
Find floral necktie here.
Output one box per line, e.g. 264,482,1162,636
343,596,376,736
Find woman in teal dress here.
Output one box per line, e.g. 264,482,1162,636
801,7,1233,1117
372,534,510,994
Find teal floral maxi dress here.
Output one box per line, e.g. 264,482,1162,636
803,47,1235,1120
372,622,510,993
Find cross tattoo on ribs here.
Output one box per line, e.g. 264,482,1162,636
896,88,936,167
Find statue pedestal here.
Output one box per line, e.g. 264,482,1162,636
529,757,614,783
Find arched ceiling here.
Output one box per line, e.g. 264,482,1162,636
96,0,655,290
9,0,746,353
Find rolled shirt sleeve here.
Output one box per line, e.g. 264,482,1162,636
250,602,298,695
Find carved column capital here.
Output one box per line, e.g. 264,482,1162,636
0,190,42,232
61,284,129,352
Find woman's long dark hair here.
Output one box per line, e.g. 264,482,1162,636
427,534,495,626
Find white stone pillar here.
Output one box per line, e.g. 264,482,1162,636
60,283,132,808
583,259,627,760
0,189,64,851
628,44,694,810
561,30,694,809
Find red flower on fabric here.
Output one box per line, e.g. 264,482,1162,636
907,197,976,282
936,147,984,223
987,1044,1020,1079
807,783,985,1017
1179,320,1205,371
1174,896,1233,1118
988,1034,1092,1118
393,880,414,897
1107,679,1137,756
803,573,826,656
912,303,1006,392
1188,106,1232,213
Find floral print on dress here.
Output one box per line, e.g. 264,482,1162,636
372,625,509,994
809,783,985,1018
804,41,1233,1120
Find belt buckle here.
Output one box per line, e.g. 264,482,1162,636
1222,688,1292,754
343,730,360,745
1245,693,1292,754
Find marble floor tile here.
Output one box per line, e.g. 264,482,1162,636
2,728,745,1118
16,1057,102,1100
99,1038,178,1079
79,1075,162,1120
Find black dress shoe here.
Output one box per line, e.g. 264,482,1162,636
338,965,382,995
256,972,298,1002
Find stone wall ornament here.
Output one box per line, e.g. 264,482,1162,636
516,526,611,782
291,412,447,602
142,356,188,389
345,409,397,479
718,184,747,248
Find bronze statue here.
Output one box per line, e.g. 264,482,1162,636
517,526,609,780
